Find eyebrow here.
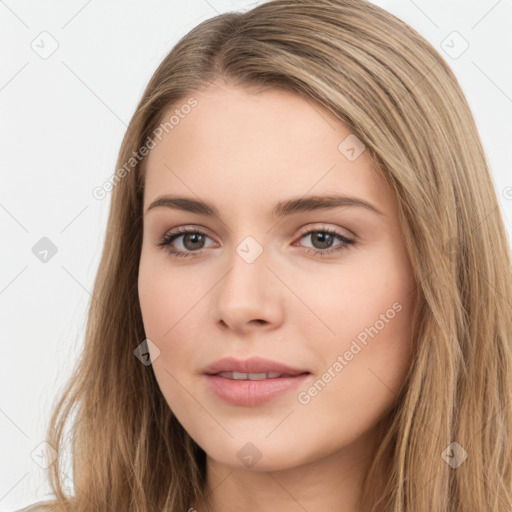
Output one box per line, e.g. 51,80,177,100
145,194,384,218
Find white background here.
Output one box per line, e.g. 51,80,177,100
1,0,511,509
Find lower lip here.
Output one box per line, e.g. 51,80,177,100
204,373,311,406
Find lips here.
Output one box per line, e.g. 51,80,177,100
202,356,309,377
216,371,284,380
202,356,311,406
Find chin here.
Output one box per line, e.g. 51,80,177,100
198,434,320,473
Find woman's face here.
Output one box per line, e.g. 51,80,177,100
138,81,417,473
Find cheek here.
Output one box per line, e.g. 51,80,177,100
288,247,415,345
137,255,206,415
138,249,200,334
293,248,415,403
138,251,218,384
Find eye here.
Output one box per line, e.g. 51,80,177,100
156,225,356,258
295,226,355,256
156,227,214,258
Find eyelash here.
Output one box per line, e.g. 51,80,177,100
156,226,356,258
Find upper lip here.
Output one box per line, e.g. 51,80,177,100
202,356,309,376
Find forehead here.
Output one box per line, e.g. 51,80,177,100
143,82,391,215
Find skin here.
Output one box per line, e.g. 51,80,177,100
138,80,417,512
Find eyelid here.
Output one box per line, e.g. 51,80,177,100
156,222,357,262
159,224,214,240
296,223,356,240
159,223,354,245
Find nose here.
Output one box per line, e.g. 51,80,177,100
212,240,285,334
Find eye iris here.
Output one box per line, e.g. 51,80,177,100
311,232,333,250
183,233,205,250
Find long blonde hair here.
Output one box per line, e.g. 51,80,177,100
24,0,512,510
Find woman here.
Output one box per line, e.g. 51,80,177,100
20,0,512,510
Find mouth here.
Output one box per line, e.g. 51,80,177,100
214,371,308,380
202,357,312,406
202,355,309,376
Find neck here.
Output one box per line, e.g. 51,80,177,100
192,426,385,512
